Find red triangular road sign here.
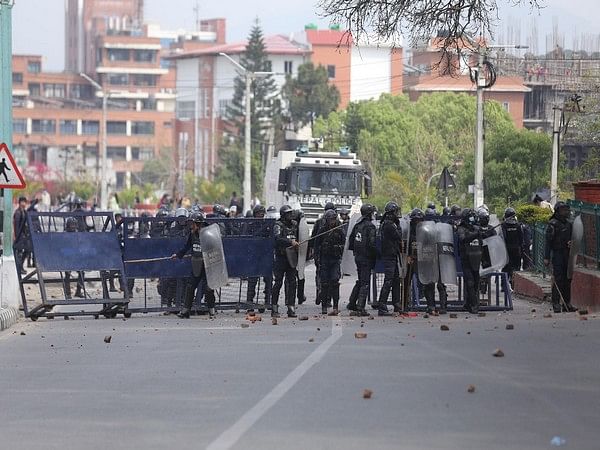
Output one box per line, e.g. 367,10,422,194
0,143,26,189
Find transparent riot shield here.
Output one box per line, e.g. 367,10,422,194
296,217,310,280
568,215,584,279
341,214,360,276
416,221,439,284
479,234,509,277
199,224,229,289
435,222,457,285
399,218,410,278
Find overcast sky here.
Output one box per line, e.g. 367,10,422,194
11,0,600,71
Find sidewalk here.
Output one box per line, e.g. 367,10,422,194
513,271,552,303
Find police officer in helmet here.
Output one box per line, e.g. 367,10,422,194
246,205,272,310
271,205,299,318
457,208,483,313
347,204,377,316
309,202,336,305
171,212,216,318
544,202,577,313
376,201,403,315
501,207,523,289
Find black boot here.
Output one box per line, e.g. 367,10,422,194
287,306,297,318
552,302,562,313
271,304,280,318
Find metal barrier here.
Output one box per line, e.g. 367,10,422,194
19,212,130,320
568,200,600,269
121,217,275,314
531,222,549,276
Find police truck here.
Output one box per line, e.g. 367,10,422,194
264,147,372,227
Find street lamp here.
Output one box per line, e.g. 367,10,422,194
219,52,274,214
80,72,108,210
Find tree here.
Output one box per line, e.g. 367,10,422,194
282,62,340,134
217,19,280,197
318,0,541,58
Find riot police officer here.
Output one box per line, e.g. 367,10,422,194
376,201,403,315
271,205,299,318
477,207,496,296
246,205,272,310
457,208,483,313
544,202,577,313
314,209,345,315
291,209,307,305
309,202,336,305
501,207,524,289
172,212,216,318
449,204,462,228
347,204,377,316
419,209,449,314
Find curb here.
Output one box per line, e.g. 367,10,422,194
0,306,20,332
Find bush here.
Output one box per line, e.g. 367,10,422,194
516,204,553,225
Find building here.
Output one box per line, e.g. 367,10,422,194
292,27,404,109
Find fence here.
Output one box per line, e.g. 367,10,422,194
568,200,600,270
531,222,549,276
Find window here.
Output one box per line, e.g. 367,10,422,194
70,84,93,99
116,172,126,190
131,147,154,160
107,73,129,85
218,99,231,117
60,120,77,135
32,119,56,134
284,61,293,75
13,118,27,134
82,120,99,135
27,61,41,73
264,60,272,72
502,102,510,112
43,83,66,98
107,146,126,160
131,121,154,135
131,74,157,86
12,72,23,84
107,49,130,61
134,50,156,62
327,65,336,79
107,121,127,135
28,83,40,96
140,98,157,110
177,101,195,119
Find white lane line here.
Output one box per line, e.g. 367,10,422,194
206,317,343,450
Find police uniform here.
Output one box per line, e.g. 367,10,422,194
347,207,377,316
545,205,575,313
246,209,272,309
457,210,483,313
501,215,524,288
314,212,345,314
271,209,298,317
377,215,403,314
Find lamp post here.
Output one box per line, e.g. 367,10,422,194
219,52,274,215
80,72,108,210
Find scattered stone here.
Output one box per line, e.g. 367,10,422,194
506,324,514,330
41,335,45,338
449,313,458,319
362,389,373,399
247,311,256,317
578,309,589,316
316,327,320,331
20,331,26,336
271,318,278,325
368,316,374,320
440,325,450,331
478,312,486,317
104,335,112,343
492,348,504,357
432,311,439,317
354,332,368,339
299,316,309,321
423,314,429,319
308,338,314,343
240,323,250,328
466,331,471,335
579,316,588,321
467,384,476,393
543,313,553,318
531,308,536,313
64,316,69,320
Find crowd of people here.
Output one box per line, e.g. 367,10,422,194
11,191,577,318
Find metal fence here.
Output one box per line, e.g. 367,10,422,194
531,222,549,276
568,200,600,269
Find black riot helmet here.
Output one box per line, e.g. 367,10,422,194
442,206,451,217
189,212,207,226
156,207,169,218
323,209,338,223
450,204,462,217
427,202,436,210
360,203,375,218
245,210,253,218
461,208,478,225
253,204,266,218
410,208,425,221
504,207,516,219
280,205,293,223
324,202,335,211
338,207,350,217
477,207,490,227
213,203,226,216
65,217,78,232
384,201,400,217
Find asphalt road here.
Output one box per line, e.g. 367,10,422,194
1,272,599,450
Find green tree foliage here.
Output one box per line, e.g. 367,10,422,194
183,173,228,204
137,148,174,188
516,204,553,225
216,20,279,196
282,62,340,134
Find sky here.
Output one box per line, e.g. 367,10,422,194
10,0,600,72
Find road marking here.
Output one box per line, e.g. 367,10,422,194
206,317,343,450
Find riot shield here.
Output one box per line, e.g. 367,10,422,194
416,221,439,284
199,224,229,289
568,215,584,279
341,214,360,276
399,218,410,278
296,217,310,280
479,234,509,276
435,222,457,285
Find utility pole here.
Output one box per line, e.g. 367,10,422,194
219,52,275,215
473,51,485,209
550,106,562,206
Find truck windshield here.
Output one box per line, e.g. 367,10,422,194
294,168,360,195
